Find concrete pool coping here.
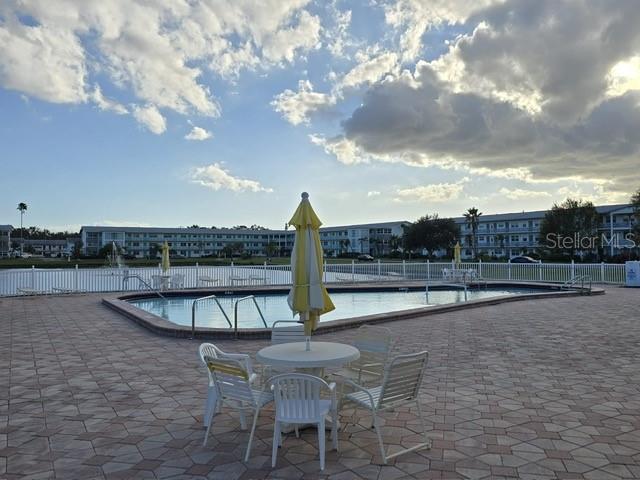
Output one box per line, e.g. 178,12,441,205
102,281,604,340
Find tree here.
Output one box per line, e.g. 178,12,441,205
265,242,278,259
17,202,27,255
539,198,599,259
358,236,368,254
463,207,482,259
72,240,83,259
495,234,506,257
403,214,460,258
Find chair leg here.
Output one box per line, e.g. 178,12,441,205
331,404,338,451
372,413,387,464
244,407,261,462
415,400,431,449
318,418,326,471
294,425,300,439
203,401,215,446
203,387,217,426
272,421,280,468
239,402,247,430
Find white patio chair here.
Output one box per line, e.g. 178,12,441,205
170,273,185,289
271,320,306,344
330,325,394,388
151,275,162,289
203,356,273,456
269,373,338,471
260,321,306,382
198,343,257,437
342,351,430,464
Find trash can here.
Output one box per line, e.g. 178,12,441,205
625,261,640,287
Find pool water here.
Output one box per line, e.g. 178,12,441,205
128,287,540,329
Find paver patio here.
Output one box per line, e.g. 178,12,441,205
1,287,639,479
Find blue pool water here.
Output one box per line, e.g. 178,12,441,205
128,287,540,329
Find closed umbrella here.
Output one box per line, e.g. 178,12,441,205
287,192,335,350
453,241,461,265
161,241,170,273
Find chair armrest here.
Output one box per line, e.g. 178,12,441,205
342,379,377,409
328,382,337,392
221,352,254,377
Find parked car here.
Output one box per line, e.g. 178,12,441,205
509,255,540,263
357,254,374,261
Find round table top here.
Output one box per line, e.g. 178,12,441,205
256,341,360,368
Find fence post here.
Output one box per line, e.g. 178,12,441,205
478,259,482,277
508,262,511,280
571,259,575,279
601,262,605,283
323,260,327,283
402,260,406,278
539,261,543,281
427,260,430,281
265,261,269,284
195,262,199,288
31,265,35,289
377,259,381,279
351,260,355,282
74,264,78,291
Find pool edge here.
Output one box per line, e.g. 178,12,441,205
102,281,604,340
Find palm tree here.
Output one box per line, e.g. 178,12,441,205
463,207,482,260
17,202,27,256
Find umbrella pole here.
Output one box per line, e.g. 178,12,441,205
302,312,311,351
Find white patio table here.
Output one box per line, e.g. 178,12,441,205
256,341,360,377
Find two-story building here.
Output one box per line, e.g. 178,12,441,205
0,225,12,257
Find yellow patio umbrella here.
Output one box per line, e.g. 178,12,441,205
287,192,335,350
453,241,461,265
161,241,170,273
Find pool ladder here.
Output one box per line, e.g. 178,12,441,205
191,294,268,338
192,295,232,338
234,295,268,338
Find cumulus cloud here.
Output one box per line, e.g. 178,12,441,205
185,126,212,141
91,86,128,115
498,188,552,200
0,0,324,129
190,163,273,193
395,178,469,203
132,105,166,135
340,52,398,90
367,191,381,197
272,80,336,125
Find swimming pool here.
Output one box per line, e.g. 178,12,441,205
128,287,541,329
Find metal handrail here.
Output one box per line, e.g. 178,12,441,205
562,274,592,294
192,295,232,338
122,274,165,299
234,295,268,338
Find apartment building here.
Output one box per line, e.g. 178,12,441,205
79,221,408,258
454,204,636,258
0,225,12,257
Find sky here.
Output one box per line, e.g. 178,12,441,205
1,0,639,232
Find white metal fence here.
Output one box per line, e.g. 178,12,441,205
0,260,627,297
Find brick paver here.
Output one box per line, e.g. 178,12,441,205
1,287,639,479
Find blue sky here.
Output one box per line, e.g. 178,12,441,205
1,1,639,232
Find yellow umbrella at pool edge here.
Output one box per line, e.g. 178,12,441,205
161,241,170,273
287,192,335,346
453,241,461,265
